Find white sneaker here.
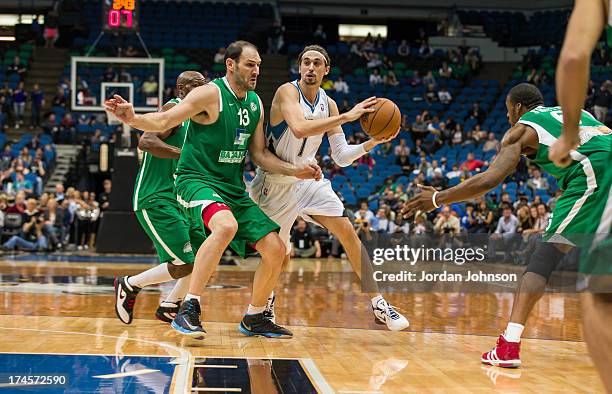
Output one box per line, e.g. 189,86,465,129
372,298,409,331
263,293,275,323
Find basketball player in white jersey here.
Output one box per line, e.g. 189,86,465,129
250,45,409,331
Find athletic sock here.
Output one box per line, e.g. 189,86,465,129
247,304,266,315
185,293,200,303
164,276,190,304
127,263,173,288
503,322,524,342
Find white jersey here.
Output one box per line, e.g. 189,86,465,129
262,80,329,181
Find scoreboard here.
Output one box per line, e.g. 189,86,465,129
102,0,140,32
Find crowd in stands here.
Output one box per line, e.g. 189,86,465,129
0,179,111,252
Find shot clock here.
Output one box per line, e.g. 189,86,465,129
102,0,140,32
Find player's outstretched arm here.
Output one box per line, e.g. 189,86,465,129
137,102,181,159
276,83,376,139
104,84,218,133
327,98,398,167
551,0,606,167
402,125,530,218
249,104,322,180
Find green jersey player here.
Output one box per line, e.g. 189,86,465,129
114,71,207,326
403,83,611,368
105,41,322,339
549,0,612,390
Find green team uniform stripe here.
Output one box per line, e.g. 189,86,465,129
518,106,612,275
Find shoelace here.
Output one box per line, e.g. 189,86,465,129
183,301,201,325
386,305,401,320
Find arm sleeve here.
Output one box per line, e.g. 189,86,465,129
328,132,367,167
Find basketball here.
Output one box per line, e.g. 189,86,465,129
359,98,401,139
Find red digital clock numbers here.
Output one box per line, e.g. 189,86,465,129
102,0,139,32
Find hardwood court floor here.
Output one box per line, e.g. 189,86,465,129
0,255,604,393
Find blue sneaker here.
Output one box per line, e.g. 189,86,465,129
171,298,206,339
238,313,292,338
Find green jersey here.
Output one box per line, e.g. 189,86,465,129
517,106,612,190
133,98,188,211
175,77,262,198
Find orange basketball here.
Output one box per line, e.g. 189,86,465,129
359,98,401,139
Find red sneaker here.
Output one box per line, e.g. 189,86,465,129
481,335,521,368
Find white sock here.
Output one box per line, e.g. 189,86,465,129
503,322,524,342
371,294,384,306
268,290,274,301
127,263,173,288
247,304,266,315
185,293,200,303
164,276,191,303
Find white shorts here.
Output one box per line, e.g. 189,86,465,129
250,174,344,253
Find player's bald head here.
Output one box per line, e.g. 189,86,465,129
176,71,207,99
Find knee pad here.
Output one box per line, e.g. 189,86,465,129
524,242,567,281
168,261,193,279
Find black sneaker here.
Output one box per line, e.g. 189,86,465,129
114,276,141,324
171,298,206,339
155,301,181,323
263,294,275,323
238,313,293,338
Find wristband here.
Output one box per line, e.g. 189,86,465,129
432,191,440,209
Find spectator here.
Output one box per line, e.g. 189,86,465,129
439,62,453,78
374,207,393,233
423,71,436,87
267,20,285,54
397,39,410,57
446,164,462,180
7,56,27,81
384,71,399,87
142,75,158,98
118,66,132,82
410,70,422,86
394,139,410,156
396,152,411,174
483,132,500,152
339,99,350,113
60,113,76,143
437,87,452,105
411,115,428,136
103,66,116,82
43,113,60,141
424,84,438,104
2,198,48,251
367,53,383,69
369,69,383,86
313,24,327,43
489,207,519,261
333,76,349,94
30,156,46,196
434,205,461,235
418,40,431,57
13,82,27,128
214,47,226,64
466,102,486,124
0,95,12,130
290,219,321,258
451,124,463,146
355,201,375,223
430,168,447,190
44,10,59,47
461,203,476,231
51,86,66,108
6,191,26,213
593,80,611,123
527,168,549,192
321,77,333,91
54,183,65,203
30,83,44,129
14,172,33,196
516,205,533,236
460,152,484,172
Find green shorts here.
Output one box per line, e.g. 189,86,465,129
543,151,612,276
175,178,279,257
135,201,205,265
